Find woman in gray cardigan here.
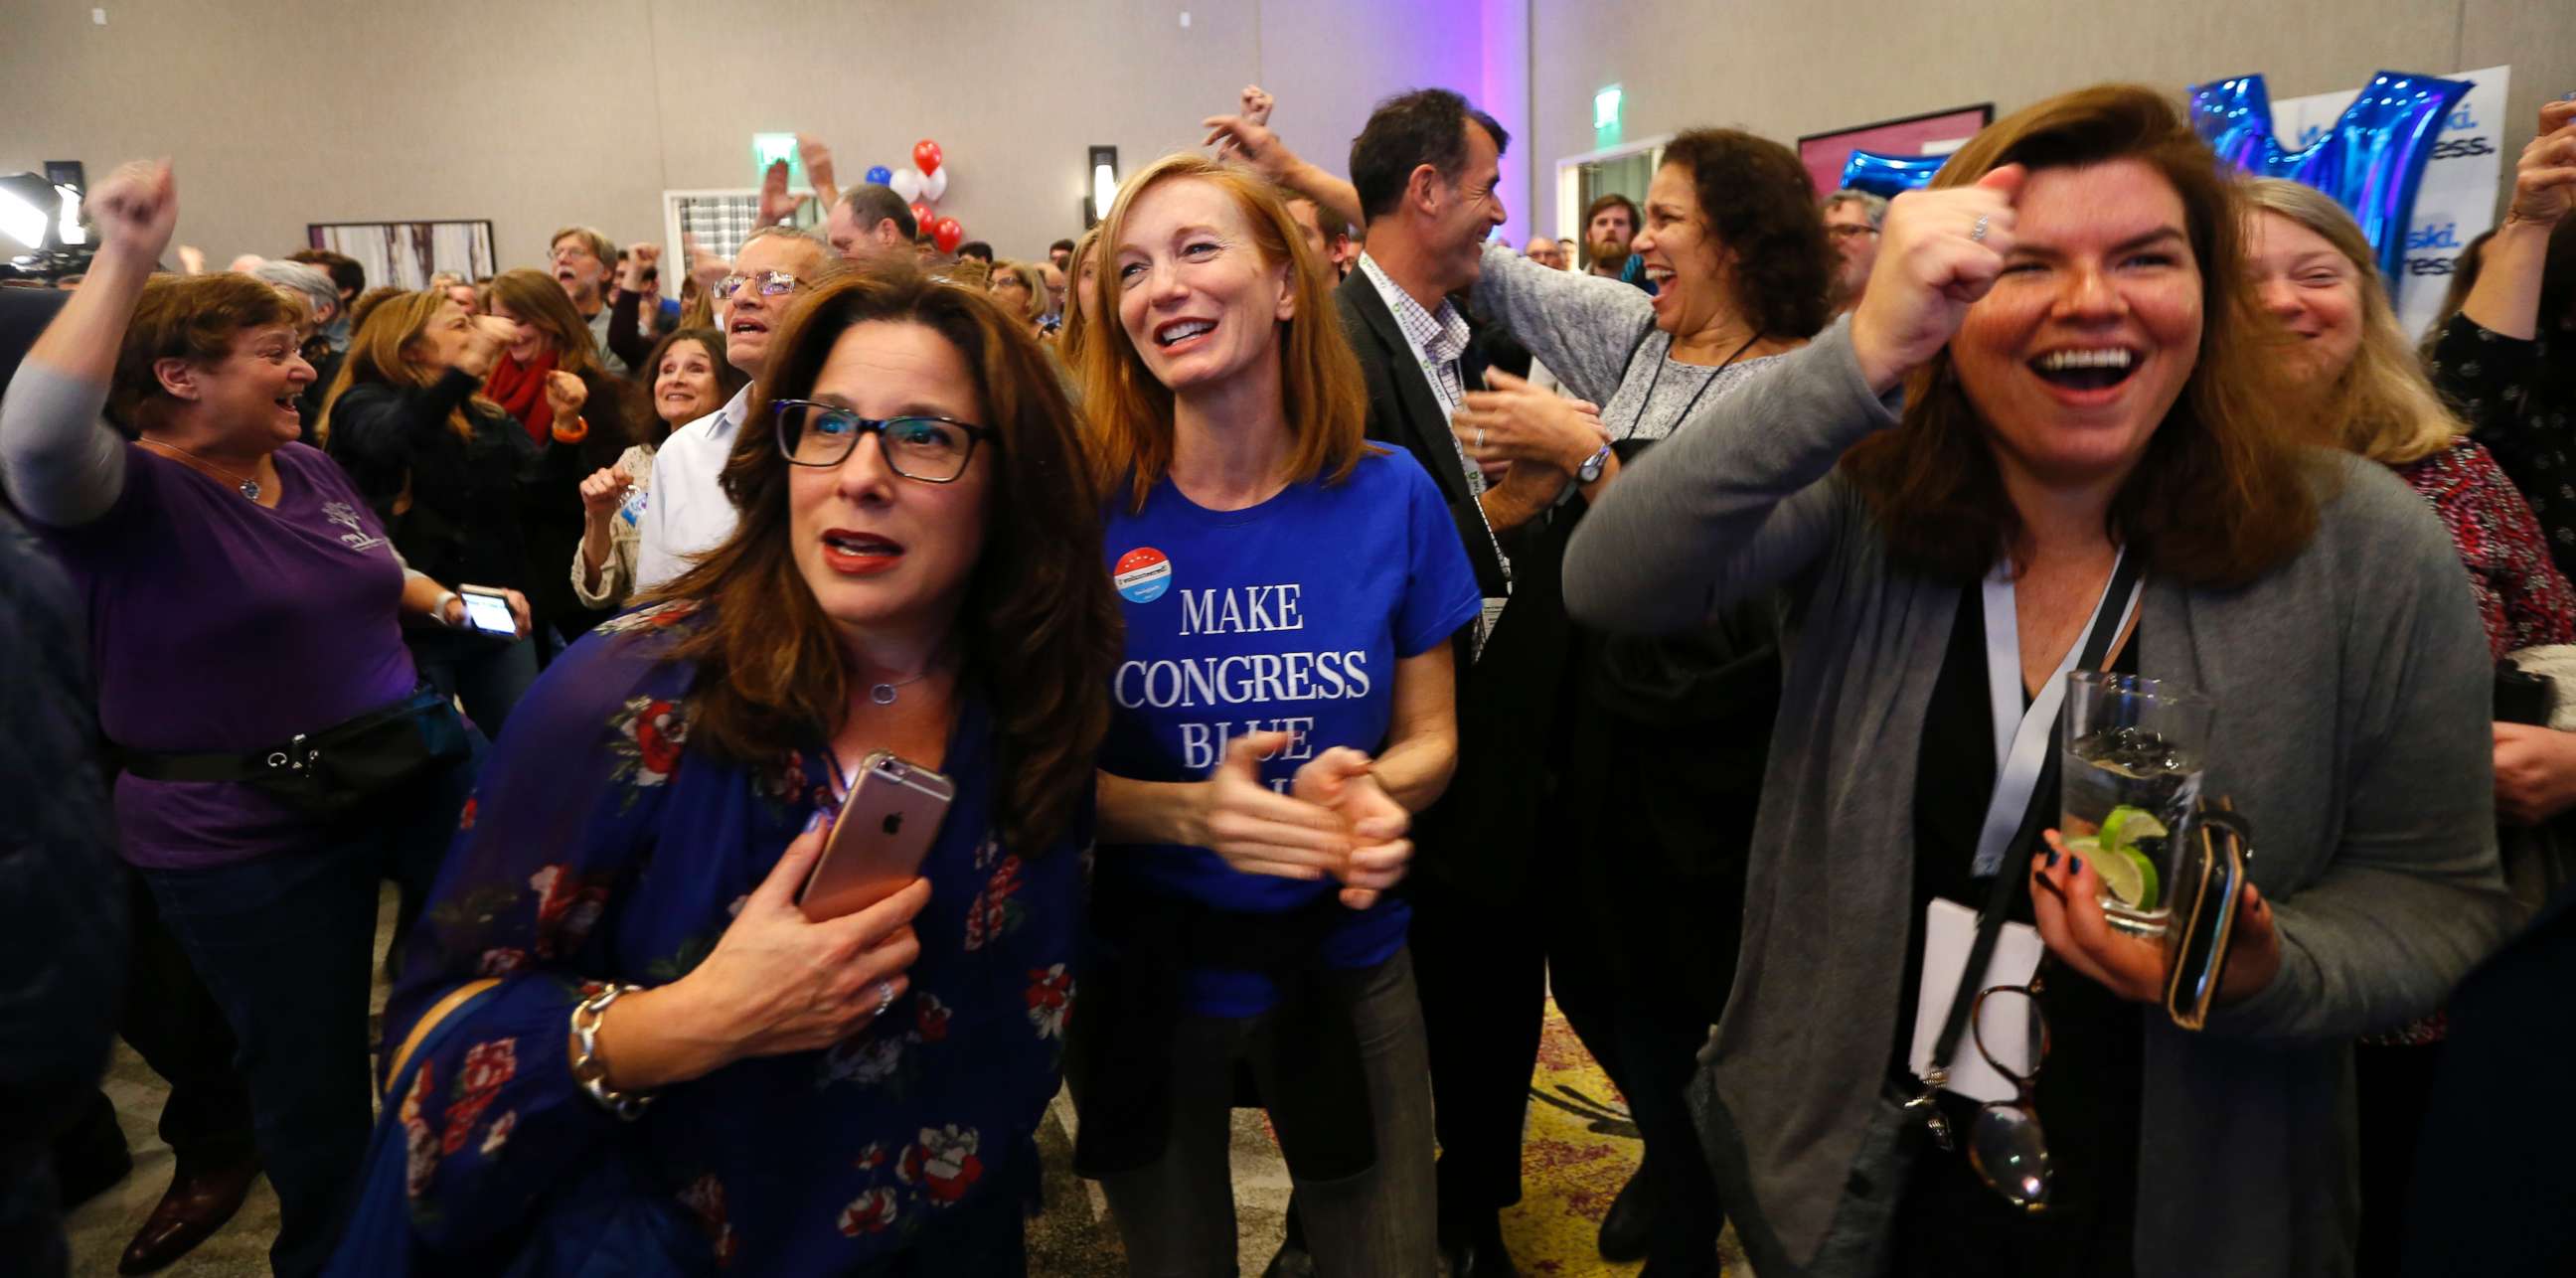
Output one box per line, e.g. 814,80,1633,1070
1562,86,2509,1277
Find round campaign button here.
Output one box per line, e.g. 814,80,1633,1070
1114,547,1173,603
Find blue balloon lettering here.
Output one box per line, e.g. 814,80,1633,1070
2187,70,2473,293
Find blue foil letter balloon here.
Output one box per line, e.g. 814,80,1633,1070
1839,150,1950,198
2187,71,2471,283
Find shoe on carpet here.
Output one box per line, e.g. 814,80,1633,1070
1440,1214,1522,1278
1259,1236,1316,1278
116,1156,261,1276
1599,1163,1651,1262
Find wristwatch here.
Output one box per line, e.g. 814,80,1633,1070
1576,442,1613,484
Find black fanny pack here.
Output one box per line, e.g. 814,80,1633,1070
113,688,470,819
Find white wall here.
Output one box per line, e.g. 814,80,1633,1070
1523,0,2576,238
13,1,2555,275
0,0,1519,274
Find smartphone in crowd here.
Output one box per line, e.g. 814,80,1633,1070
798,750,954,922
458,584,519,639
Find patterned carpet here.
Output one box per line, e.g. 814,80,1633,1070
65,892,1734,1276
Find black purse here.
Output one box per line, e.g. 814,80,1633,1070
115,687,471,819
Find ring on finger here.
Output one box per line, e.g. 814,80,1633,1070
1971,213,1993,243
1476,426,1487,449
870,979,896,1021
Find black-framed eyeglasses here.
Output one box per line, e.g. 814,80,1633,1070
1959,979,2052,1211
1826,224,1882,241
716,269,800,301
772,399,994,482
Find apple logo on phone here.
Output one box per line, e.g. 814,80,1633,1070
882,813,904,836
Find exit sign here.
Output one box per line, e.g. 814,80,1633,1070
1594,85,1623,132
752,133,804,185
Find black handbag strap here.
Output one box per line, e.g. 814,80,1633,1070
1928,550,2145,1071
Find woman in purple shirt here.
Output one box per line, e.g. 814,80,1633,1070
0,161,486,1278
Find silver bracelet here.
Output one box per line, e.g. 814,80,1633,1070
568,983,653,1120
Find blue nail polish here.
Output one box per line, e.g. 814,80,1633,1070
2069,855,2084,877
2046,847,2060,869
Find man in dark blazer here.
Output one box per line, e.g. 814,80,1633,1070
1295,87,1580,1278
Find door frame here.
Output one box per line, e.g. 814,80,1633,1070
1552,134,1673,241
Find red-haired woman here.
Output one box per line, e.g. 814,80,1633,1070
1076,153,1478,1276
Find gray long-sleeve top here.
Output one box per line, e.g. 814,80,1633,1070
1562,319,2509,1277
1467,242,1770,441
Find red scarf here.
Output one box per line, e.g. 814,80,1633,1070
484,349,560,443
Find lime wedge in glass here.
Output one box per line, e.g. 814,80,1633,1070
2100,806,2168,855
2096,845,2161,910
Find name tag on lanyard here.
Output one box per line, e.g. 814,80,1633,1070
1910,551,2144,1098
1426,352,1512,662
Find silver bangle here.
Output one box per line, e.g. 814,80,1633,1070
569,983,653,1120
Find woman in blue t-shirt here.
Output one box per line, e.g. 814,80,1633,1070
1069,153,1481,1276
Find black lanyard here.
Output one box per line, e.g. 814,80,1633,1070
1928,550,2147,1073
1620,330,1764,441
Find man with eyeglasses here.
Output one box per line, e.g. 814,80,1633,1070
632,225,832,592
1821,189,1888,318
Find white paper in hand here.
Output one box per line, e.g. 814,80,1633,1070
1909,896,2046,1104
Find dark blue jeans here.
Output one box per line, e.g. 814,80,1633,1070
408,630,539,739
140,742,480,1278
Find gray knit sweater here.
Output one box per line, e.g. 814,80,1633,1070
1562,319,2511,1277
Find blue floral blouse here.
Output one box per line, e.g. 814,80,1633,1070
380,600,1085,1270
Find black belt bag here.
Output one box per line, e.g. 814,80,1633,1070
114,688,470,819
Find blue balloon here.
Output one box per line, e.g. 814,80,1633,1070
2187,70,2470,286
863,165,895,187
1839,149,1949,198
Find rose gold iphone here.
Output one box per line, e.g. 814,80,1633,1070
798,750,954,922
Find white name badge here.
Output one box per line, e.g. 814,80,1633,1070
1474,595,1508,661
1909,896,2045,1103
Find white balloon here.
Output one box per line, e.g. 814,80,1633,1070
922,165,948,202
890,168,924,202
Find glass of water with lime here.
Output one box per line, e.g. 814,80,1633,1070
2059,673,2211,939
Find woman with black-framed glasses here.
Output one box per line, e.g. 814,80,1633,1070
328,266,1123,1275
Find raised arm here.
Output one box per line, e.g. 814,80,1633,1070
0,161,180,527
1204,88,1365,235
1562,166,2025,632
2460,100,2573,342
328,306,510,465
1466,242,1656,402
607,246,659,372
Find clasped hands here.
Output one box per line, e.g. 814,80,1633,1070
1452,370,1607,486
1195,730,1411,909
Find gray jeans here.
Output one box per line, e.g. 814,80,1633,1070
1094,946,1439,1278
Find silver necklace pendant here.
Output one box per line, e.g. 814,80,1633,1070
870,683,897,706
240,479,261,501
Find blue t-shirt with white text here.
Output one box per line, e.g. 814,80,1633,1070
1099,448,1482,1016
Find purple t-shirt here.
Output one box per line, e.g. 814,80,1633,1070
41,442,419,868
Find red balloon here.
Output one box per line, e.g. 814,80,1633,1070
912,139,943,176
931,218,964,254
908,202,935,231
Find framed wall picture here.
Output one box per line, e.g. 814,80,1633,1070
1797,104,1995,198
306,220,496,288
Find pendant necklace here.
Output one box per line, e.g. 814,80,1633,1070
140,437,263,501
869,669,937,706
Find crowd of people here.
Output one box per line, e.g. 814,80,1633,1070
2,73,2573,1278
